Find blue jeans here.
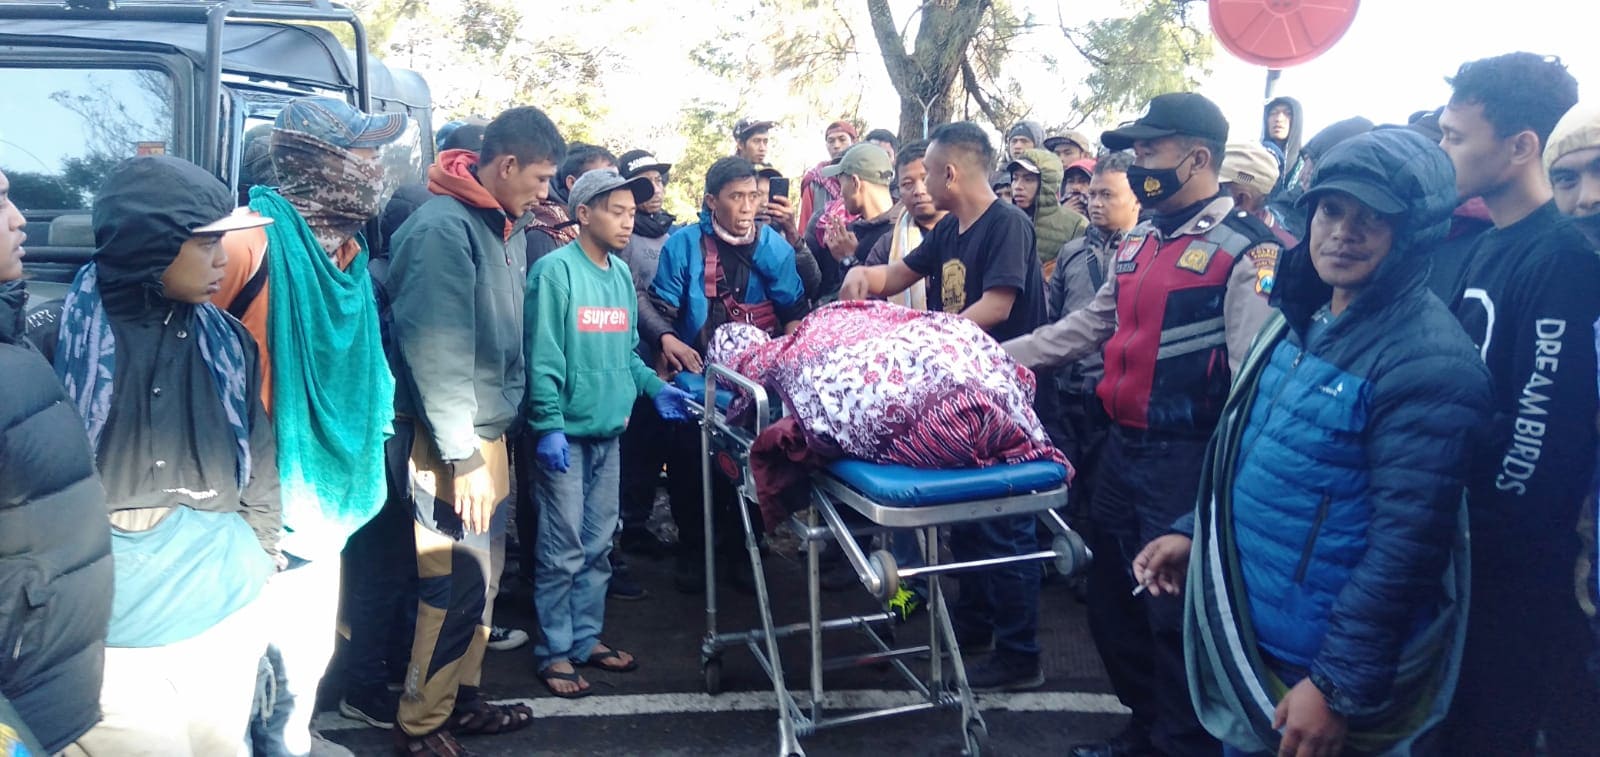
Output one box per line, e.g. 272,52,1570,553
533,436,621,670
950,514,1040,665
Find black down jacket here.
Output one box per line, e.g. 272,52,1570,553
0,279,112,752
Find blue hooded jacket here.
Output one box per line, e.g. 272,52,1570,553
649,209,807,347
1229,129,1492,711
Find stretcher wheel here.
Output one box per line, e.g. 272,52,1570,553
868,549,898,600
1052,532,1091,578
963,718,989,756
702,657,723,695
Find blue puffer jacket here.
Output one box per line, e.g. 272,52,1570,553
1230,129,1492,712
649,209,808,350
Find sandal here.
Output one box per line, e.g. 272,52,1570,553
539,665,593,698
393,727,474,756
448,698,533,736
581,643,639,673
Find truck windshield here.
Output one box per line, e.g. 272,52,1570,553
0,66,176,212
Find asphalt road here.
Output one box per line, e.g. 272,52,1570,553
319,522,1130,756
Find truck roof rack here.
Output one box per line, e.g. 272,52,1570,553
0,0,370,172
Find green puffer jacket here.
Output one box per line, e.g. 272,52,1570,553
1021,147,1087,278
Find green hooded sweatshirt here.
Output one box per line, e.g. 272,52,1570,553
1020,147,1087,275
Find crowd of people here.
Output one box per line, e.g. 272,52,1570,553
2,48,1599,757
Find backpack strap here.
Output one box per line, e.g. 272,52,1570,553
226,260,269,321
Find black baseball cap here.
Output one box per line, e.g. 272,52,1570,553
734,117,776,140
1101,93,1230,151
618,149,672,180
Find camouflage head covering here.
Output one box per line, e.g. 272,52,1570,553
270,128,386,255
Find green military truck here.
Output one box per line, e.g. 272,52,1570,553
0,0,432,318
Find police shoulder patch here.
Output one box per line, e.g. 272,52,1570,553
1175,241,1219,274
1245,243,1280,296
1116,234,1147,262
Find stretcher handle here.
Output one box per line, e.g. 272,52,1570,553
705,363,773,434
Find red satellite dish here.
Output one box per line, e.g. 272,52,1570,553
1209,0,1360,69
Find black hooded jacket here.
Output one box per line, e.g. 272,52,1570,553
81,157,281,555
0,280,113,752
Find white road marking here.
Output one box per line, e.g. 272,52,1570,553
315,690,1128,732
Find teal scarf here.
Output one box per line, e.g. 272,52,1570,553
251,185,393,558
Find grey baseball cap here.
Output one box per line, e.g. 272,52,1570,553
568,168,655,219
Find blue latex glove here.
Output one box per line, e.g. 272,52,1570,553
653,385,695,422
536,431,570,473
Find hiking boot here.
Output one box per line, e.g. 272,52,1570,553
966,657,1045,692
487,625,529,652
340,686,399,729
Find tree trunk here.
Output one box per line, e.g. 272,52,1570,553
896,87,958,143
868,0,990,142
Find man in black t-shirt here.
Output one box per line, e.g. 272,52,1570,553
840,121,1049,693
842,125,1046,342
1437,52,1600,755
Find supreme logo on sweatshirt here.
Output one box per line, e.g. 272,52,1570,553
578,306,630,333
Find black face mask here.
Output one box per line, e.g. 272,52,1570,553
1127,152,1198,206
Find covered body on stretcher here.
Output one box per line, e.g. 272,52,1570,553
692,299,1076,528
679,302,1092,757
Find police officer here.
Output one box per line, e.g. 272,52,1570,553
1004,92,1282,757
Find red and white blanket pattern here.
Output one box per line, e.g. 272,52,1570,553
710,300,1072,473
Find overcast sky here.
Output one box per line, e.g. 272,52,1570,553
1025,0,1600,145
5,0,1597,181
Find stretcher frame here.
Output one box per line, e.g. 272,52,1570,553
691,363,1092,757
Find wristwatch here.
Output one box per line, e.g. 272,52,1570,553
839,255,859,269
1309,669,1355,716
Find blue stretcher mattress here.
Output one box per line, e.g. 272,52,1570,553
673,372,736,410
826,459,1068,508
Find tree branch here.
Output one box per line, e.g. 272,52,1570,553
960,58,1003,125
866,0,915,96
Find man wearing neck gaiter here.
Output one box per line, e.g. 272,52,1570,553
646,156,810,593
230,95,406,757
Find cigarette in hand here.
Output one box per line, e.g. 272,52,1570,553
1130,583,1148,597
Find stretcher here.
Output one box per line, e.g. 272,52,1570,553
676,365,1092,757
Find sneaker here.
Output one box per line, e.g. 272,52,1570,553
339,687,399,729
887,586,925,623
487,625,530,651
966,657,1045,692
607,562,650,601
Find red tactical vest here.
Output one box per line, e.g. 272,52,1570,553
1096,214,1263,434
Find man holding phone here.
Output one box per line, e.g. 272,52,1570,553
754,166,798,244
755,167,822,298
810,143,901,299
